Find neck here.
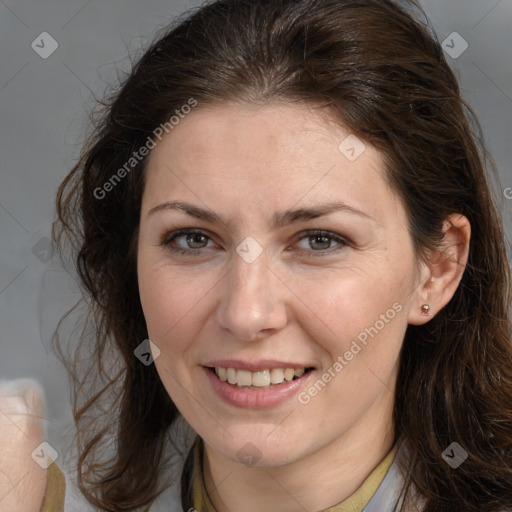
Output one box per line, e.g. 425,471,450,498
202,391,396,512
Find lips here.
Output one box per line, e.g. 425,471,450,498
203,362,315,408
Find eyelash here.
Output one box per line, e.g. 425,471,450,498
159,228,350,258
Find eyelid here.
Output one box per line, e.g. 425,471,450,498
293,229,349,244
160,227,213,246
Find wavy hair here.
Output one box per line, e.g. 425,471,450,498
54,0,512,510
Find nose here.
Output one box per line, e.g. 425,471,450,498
215,252,288,342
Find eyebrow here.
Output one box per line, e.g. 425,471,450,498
147,200,374,227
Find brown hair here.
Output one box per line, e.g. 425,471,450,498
54,0,512,510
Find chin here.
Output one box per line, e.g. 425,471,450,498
204,428,308,468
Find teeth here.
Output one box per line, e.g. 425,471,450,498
252,370,271,387
284,368,295,381
236,370,252,387
214,367,307,387
227,368,237,385
218,367,227,382
270,368,284,384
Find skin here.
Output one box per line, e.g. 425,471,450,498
0,380,48,512
137,101,470,512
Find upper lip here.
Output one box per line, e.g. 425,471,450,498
204,360,314,372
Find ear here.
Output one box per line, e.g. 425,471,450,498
408,214,471,326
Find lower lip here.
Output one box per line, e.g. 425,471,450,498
204,367,313,409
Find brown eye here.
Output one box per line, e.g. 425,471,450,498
308,235,332,250
185,233,209,249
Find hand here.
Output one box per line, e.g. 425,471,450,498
0,380,47,512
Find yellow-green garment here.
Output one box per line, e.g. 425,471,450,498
40,462,66,512
193,442,397,512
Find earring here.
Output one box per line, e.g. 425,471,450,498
421,304,430,315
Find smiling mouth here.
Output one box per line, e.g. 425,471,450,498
207,366,314,389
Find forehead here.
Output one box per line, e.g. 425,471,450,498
142,101,397,222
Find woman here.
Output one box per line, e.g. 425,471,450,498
7,0,512,510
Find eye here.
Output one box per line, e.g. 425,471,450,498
293,230,349,256
160,228,216,253
181,232,210,249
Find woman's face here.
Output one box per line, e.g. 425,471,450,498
137,101,422,466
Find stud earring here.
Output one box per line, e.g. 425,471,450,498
421,304,430,315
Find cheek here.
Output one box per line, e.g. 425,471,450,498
137,262,211,405
287,261,411,374
137,258,217,353
292,273,408,423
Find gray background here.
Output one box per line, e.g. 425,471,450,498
1,0,511,454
